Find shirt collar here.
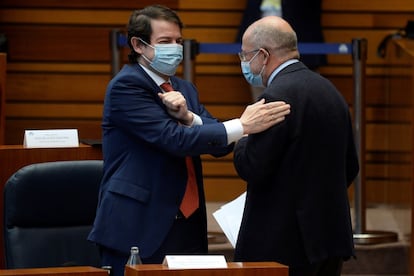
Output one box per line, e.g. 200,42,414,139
267,59,299,87
139,64,168,86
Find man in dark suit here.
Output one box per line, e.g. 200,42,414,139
233,16,359,276
87,5,290,276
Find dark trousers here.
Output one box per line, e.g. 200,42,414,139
143,209,207,263
289,257,343,276
99,209,207,276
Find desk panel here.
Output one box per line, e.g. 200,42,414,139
0,266,107,275
125,262,288,276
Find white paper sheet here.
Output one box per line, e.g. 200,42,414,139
212,192,246,248
23,129,79,148
163,255,227,269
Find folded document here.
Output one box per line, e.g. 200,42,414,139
212,192,246,248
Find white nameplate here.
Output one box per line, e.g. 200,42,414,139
163,255,227,269
23,129,79,148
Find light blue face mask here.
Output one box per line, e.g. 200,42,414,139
139,38,183,76
241,51,265,87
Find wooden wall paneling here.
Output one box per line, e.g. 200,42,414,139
180,11,243,27
322,0,414,12
366,124,411,152
323,30,403,65
0,0,178,9
178,0,245,10
6,62,110,74
320,1,414,205
0,9,130,26
0,0,414,204
6,73,109,102
0,54,5,144
196,75,252,104
204,178,246,202
2,26,112,62
366,179,411,204
323,13,414,29
5,119,102,145
6,103,103,118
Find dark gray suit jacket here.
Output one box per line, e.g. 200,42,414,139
233,61,359,267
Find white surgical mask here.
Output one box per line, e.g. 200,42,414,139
139,38,183,76
241,50,265,87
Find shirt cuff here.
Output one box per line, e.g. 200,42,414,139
223,119,244,145
190,112,202,126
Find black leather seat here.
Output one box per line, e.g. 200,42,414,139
3,160,103,269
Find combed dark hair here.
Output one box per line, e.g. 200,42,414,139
127,5,183,64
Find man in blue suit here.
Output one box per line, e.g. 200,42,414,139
87,5,290,276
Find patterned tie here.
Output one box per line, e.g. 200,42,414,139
161,82,199,218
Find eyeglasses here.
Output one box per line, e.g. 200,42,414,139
238,49,260,62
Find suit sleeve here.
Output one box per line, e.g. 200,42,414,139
107,74,232,157
233,119,290,183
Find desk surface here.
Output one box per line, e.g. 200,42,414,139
0,266,107,275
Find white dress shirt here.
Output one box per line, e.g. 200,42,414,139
140,64,244,144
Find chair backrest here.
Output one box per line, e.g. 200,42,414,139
3,160,103,269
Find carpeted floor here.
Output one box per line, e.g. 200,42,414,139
206,202,411,276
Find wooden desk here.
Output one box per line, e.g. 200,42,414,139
125,262,288,276
0,266,107,275
387,38,414,276
0,144,102,268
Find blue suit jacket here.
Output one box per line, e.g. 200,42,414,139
88,64,233,258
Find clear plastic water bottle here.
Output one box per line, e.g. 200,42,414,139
126,246,143,266
101,265,112,276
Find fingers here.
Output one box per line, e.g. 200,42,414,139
275,116,286,124
265,100,289,108
261,101,290,126
266,101,290,114
240,99,291,135
252,98,265,105
274,104,291,116
159,91,187,109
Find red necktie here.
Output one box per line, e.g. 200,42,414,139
161,82,199,218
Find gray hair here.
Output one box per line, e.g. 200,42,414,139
250,23,298,55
